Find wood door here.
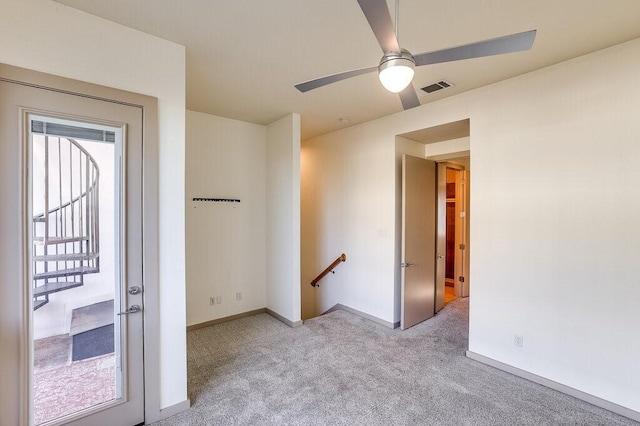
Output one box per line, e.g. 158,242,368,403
401,155,437,329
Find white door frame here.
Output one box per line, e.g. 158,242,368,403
0,63,160,425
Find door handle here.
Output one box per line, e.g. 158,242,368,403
401,262,415,268
437,254,444,260
118,305,142,315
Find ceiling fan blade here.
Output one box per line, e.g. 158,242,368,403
413,30,537,67
399,85,420,110
357,0,401,53
295,66,377,93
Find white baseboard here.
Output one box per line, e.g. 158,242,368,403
466,351,640,423
187,308,267,331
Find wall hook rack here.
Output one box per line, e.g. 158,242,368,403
192,197,240,203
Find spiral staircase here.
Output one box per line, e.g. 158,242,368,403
32,136,100,310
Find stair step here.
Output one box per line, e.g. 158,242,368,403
33,236,89,245
33,253,99,262
33,299,48,310
33,266,98,280
33,281,83,297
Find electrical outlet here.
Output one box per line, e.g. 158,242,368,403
514,335,524,348
236,291,242,301
210,296,222,306
216,296,222,305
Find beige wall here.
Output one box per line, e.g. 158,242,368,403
302,38,640,414
185,111,267,326
301,124,398,323
185,111,301,326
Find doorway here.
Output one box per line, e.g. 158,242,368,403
399,154,470,329
398,120,470,330
437,160,469,305
0,63,155,426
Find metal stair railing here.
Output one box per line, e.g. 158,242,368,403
32,136,100,310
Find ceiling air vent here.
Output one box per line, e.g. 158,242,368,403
420,80,454,94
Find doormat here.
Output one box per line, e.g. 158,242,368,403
72,324,114,361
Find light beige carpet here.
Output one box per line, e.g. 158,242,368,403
153,298,637,426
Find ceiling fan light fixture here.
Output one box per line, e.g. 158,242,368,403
378,52,415,93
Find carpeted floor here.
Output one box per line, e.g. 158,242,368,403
154,298,638,426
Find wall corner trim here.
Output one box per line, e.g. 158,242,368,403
266,308,303,328
465,351,640,423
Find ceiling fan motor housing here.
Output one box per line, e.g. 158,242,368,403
379,49,416,69
378,49,416,92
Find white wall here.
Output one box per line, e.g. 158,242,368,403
302,38,640,414
0,0,187,422
266,114,302,324
185,111,267,326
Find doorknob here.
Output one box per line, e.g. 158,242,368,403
401,262,415,268
118,305,142,315
437,254,444,260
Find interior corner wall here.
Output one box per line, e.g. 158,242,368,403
302,38,640,414
185,111,267,326
301,124,398,323
301,130,350,319
0,1,187,422
266,114,301,323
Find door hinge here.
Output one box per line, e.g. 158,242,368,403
459,244,466,250
459,276,465,283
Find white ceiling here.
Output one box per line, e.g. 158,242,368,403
55,0,640,140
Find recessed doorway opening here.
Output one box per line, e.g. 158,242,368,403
397,118,470,330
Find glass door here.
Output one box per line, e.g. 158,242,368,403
1,64,147,426
30,116,129,425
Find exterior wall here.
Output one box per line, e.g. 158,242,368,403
302,38,640,413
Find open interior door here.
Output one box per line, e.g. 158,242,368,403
401,155,437,330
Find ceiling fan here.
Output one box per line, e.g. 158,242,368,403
295,0,536,110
